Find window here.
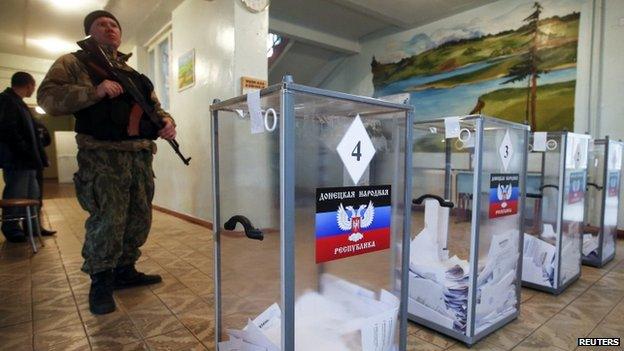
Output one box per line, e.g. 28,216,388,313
147,27,172,111
267,33,282,58
158,39,170,110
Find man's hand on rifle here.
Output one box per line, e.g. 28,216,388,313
158,118,176,140
96,79,124,99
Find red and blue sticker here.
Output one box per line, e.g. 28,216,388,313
608,171,620,197
489,173,519,219
315,185,391,263
567,171,586,204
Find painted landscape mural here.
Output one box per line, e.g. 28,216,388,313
371,0,582,131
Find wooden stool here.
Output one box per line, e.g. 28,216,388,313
0,199,44,253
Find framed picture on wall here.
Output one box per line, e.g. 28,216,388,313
177,49,195,91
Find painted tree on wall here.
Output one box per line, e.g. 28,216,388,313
501,1,546,130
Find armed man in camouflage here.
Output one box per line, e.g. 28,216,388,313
37,10,176,315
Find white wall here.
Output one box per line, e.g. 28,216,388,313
150,0,268,223
594,0,624,140
0,52,53,105
598,0,624,230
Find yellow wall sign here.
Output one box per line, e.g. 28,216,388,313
241,77,268,94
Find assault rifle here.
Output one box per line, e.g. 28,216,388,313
77,37,191,166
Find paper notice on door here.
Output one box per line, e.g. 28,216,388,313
247,90,264,134
533,132,547,152
444,117,461,139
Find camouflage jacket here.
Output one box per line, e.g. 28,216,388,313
37,48,173,152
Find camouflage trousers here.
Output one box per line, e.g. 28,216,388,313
74,148,155,275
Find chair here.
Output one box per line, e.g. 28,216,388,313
0,199,44,253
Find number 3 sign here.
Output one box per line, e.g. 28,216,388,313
336,115,376,184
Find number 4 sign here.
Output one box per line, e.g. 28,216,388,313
337,115,376,184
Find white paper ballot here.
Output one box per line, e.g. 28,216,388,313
409,224,469,334
522,257,550,286
221,274,399,351
582,233,599,256
227,321,279,351
540,224,557,240
426,199,450,260
360,308,398,351
219,338,268,351
408,297,455,329
247,90,264,134
409,273,450,315
476,270,516,319
444,117,461,139
533,132,547,152
477,230,518,286
252,303,281,331
522,233,556,287
560,236,581,283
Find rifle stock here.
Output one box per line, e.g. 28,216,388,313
77,37,191,165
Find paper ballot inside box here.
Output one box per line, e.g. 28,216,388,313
522,233,556,286
582,233,599,256
410,199,450,266
219,274,399,351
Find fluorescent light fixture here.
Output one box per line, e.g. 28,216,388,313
49,0,105,11
35,106,46,114
27,37,78,54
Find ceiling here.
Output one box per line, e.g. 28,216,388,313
0,0,181,60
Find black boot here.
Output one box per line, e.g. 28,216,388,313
113,265,162,290
89,270,115,315
40,228,57,236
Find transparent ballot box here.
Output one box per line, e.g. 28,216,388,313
583,138,623,267
210,77,413,351
408,115,528,346
523,132,590,294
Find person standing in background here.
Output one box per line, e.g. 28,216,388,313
0,72,48,243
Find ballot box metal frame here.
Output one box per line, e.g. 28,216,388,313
209,76,414,351
408,115,529,346
582,137,623,267
523,131,590,295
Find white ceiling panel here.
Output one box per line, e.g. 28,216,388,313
0,0,179,60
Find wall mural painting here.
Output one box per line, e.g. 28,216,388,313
371,0,582,131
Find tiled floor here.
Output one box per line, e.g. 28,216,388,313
1,182,623,350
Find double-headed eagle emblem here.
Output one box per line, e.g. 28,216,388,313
337,201,375,242
497,183,512,208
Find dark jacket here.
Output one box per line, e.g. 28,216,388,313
0,88,49,170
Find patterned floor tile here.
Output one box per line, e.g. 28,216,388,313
0,305,32,328
128,307,186,338
412,328,456,349
42,337,91,351
0,322,33,351
88,320,142,349
33,311,82,333
33,323,87,350
33,294,80,321
145,328,205,351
